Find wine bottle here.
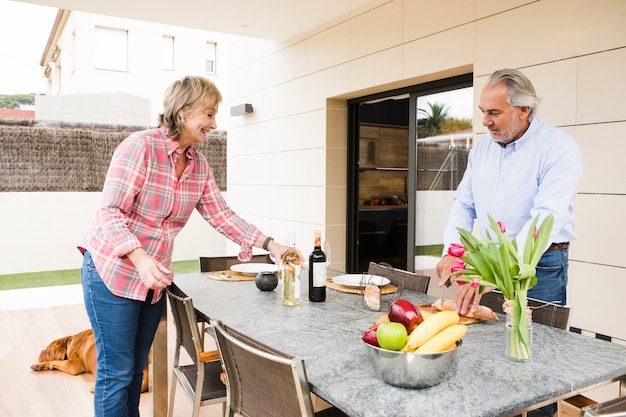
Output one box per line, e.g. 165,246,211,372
280,232,301,306
308,229,327,302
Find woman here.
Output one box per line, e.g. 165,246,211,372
79,75,290,417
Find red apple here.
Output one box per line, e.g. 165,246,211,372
362,323,379,347
388,298,423,332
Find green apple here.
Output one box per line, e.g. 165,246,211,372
376,322,408,351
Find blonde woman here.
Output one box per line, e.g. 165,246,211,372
79,76,290,417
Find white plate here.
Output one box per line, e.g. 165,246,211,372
230,263,278,276
332,274,390,288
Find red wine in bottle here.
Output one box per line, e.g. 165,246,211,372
308,229,327,302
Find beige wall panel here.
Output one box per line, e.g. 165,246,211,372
402,24,474,81
228,110,326,155
326,185,348,226
326,102,348,149
230,213,324,256
347,0,403,60
568,261,626,340
570,194,626,268
577,48,626,124
475,0,534,18
475,0,626,75
225,37,282,72
229,148,325,186
472,60,578,133
348,47,403,93
326,147,347,187
575,122,626,195
227,184,325,225
403,0,475,41
303,23,350,73
326,223,347,271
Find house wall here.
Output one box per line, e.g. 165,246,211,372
48,11,240,125
36,92,150,126
0,192,230,275
219,0,626,350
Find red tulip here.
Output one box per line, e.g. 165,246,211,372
450,259,466,273
456,277,468,286
496,221,506,233
447,243,466,257
470,278,480,289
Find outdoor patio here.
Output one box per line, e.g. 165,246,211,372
0,285,224,417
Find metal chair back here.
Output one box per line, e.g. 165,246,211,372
479,290,570,330
166,285,226,417
212,319,316,417
367,262,430,294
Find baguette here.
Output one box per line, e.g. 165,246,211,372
431,298,499,321
364,284,381,311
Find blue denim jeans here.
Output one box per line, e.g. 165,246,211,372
528,248,569,305
82,250,165,417
527,248,569,416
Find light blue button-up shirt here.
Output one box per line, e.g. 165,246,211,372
443,117,583,256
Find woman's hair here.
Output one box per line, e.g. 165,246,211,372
158,76,222,139
486,68,541,120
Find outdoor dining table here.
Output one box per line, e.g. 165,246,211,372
153,271,626,417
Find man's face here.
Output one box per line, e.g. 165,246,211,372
479,83,530,144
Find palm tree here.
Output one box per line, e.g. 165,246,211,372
417,102,449,138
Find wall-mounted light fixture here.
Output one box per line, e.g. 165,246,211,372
230,103,254,116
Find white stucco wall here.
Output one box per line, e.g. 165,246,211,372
0,192,230,275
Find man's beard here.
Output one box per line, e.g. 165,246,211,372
490,119,524,144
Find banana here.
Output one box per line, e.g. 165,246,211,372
402,310,459,352
416,324,467,353
418,308,434,321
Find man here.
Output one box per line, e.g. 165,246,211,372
436,68,582,316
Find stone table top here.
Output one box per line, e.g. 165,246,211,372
174,272,626,417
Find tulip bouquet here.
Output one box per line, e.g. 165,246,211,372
449,213,554,361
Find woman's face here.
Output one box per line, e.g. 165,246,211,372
179,103,219,147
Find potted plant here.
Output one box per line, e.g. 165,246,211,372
450,213,554,361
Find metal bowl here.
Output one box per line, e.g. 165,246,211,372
363,340,461,388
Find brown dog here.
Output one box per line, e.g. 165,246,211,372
31,329,149,393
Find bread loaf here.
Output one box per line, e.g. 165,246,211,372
364,284,381,311
431,298,499,321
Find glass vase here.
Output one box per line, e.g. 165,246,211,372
503,299,533,362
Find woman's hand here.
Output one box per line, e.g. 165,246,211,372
267,240,304,264
127,248,173,290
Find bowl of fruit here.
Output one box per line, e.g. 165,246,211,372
361,298,466,388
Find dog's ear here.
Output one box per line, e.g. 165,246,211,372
38,335,71,362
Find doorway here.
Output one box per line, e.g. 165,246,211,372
347,74,473,273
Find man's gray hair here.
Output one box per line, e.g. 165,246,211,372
486,68,541,120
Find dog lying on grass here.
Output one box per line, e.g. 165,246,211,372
31,329,149,393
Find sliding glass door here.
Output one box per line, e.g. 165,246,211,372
347,74,473,273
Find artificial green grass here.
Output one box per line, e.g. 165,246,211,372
415,244,444,257
0,259,200,291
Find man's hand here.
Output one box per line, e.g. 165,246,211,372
435,255,457,286
128,248,173,290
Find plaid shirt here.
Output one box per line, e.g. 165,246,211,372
80,127,261,303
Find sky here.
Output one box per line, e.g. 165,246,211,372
0,0,58,95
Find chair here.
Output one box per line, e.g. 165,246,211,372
367,261,430,294
479,290,570,330
199,254,270,272
212,320,348,417
580,395,626,416
166,284,226,417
